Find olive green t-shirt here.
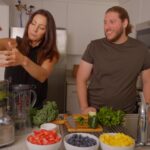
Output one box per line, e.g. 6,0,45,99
82,37,150,113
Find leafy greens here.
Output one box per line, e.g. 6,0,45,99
97,107,125,127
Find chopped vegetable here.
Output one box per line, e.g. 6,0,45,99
76,116,85,125
27,129,61,145
100,133,135,146
97,107,125,127
88,111,98,128
32,101,59,126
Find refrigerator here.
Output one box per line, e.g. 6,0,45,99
11,27,67,113
47,28,67,113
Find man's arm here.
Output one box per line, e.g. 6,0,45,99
141,68,150,103
76,60,96,114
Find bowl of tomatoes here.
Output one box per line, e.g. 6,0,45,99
26,129,62,150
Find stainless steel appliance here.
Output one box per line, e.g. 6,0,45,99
0,80,15,147
11,84,37,135
137,92,150,146
47,28,67,113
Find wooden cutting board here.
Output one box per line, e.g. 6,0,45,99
64,114,103,132
51,114,67,124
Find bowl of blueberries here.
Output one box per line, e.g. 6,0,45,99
64,133,99,150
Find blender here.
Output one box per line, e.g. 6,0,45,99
0,80,15,147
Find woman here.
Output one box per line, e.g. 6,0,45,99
0,9,59,109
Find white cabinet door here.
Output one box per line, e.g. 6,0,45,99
119,0,140,37
67,1,118,55
0,4,9,80
67,84,80,114
42,0,67,28
139,0,150,23
119,0,150,34
0,5,9,38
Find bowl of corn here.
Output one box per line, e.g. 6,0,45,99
99,133,135,150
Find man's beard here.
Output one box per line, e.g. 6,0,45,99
105,28,124,43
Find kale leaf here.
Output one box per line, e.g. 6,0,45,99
32,101,59,126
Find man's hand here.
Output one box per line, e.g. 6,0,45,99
81,107,96,114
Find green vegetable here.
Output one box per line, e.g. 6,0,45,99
97,107,125,127
88,111,98,128
32,101,59,126
29,107,38,126
76,116,85,125
0,91,7,101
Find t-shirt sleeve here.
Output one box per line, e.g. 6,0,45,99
82,42,94,64
142,49,150,70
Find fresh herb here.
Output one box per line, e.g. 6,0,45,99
97,107,125,127
76,116,85,125
31,101,59,126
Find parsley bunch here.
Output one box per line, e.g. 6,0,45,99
97,107,125,127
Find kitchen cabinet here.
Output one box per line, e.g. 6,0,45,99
42,0,67,28
0,3,9,80
119,0,140,37
67,1,118,55
138,0,150,23
119,0,150,37
67,84,80,114
0,4,9,38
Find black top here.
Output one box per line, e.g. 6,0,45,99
5,37,48,109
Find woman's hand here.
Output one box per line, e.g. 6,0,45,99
7,48,25,66
0,48,25,67
0,41,25,67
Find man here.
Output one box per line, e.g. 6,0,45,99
77,6,150,114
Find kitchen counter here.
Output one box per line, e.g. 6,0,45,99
1,135,28,150
1,117,150,150
1,125,66,150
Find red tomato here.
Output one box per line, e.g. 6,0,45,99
27,129,61,145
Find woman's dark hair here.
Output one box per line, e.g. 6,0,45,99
18,9,59,64
106,6,132,35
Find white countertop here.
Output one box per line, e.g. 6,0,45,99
1,135,27,150
1,133,149,150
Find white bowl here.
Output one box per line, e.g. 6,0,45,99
99,133,135,150
40,123,58,131
26,139,62,150
26,131,62,150
64,133,99,150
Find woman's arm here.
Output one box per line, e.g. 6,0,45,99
22,55,57,82
0,45,57,83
